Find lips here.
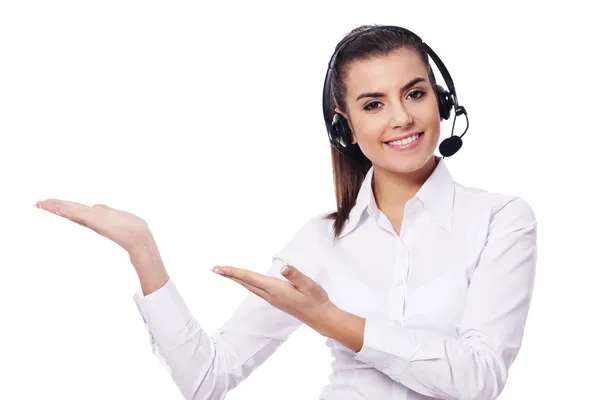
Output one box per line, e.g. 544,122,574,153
384,132,424,143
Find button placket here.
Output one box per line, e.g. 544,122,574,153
387,199,420,327
396,246,406,286
388,237,408,325
397,204,418,327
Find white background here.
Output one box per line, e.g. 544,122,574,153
1,1,598,399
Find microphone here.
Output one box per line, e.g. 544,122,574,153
439,135,463,157
439,106,468,158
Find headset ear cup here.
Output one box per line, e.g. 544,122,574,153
434,84,452,120
332,113,352,147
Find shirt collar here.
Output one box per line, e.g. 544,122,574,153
338,156,454,239
414,156,455,232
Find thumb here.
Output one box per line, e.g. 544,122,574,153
280,264,311,290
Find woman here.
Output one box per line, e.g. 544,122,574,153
35,24,537,400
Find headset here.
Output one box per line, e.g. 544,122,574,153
322,25,469,160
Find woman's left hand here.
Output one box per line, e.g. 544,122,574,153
212,264,336,329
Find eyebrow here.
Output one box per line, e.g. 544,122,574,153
355,77,427,102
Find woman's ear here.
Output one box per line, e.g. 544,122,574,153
334,107,349,120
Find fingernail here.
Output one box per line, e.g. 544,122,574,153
212,268,225,275
281,266,291,276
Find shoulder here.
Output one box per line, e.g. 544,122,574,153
278,210,335,252
454,181,537,230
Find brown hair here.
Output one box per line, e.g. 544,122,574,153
322,24,438,241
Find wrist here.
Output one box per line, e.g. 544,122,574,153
129,239,169,296
312,302,344,337
128,233,158,260
130,242,164,273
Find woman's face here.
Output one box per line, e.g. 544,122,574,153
336,47,442,174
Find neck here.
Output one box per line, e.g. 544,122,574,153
372,155,439,217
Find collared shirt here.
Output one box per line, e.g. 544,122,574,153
133,157,538,400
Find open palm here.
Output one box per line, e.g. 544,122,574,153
35,198,153,255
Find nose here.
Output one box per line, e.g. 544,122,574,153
389,100,414,128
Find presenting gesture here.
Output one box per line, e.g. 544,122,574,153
34,198,170,295
34,199,154,256
212,264,336,329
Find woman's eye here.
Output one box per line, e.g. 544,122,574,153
363,101,381,111
364,91,426,111
408,90,426,100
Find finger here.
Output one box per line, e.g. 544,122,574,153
53,204,98,226
36,199,90,219
56,210,109,238
280,264,313,292
224,275,270,300
217,266,274,291
36,199,106,236
36,201,88,226
36,199,89,211
36,200,85,221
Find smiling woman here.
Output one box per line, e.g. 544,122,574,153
35,24,537,400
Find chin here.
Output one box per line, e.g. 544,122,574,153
388,156,432,174
382,140,436,173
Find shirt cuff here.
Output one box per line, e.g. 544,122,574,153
133,278,193,341
353,314,420,372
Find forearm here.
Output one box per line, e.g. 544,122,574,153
315,307,506,400
315,305,365,353
129,236,170,296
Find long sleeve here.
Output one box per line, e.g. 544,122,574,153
353,196,538,400
133,214,325,400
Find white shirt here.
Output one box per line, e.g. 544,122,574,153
133,157,538,400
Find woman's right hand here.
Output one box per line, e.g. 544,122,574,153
34,199,155,257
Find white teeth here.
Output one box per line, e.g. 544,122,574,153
387,134,420,146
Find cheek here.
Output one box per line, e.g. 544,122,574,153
423,118,441,146
353,120,387,150
425,97,442,122
422,101,442,137
427,129,441,148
